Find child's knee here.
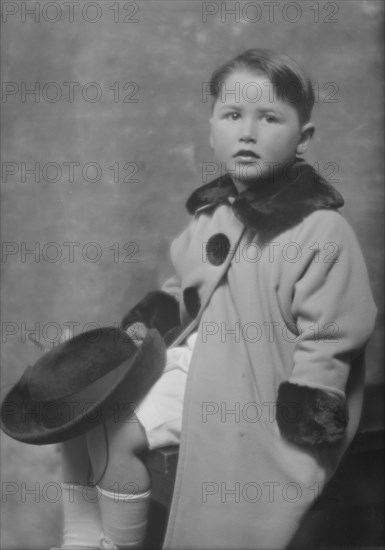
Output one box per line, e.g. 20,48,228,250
86,417,150,490
87,415,148,463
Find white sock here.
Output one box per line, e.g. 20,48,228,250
61,483,102,549
97,486,151,549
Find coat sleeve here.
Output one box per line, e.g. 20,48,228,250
120,226,186,342
277,210,377,446
120,289,180,336
120,272,182,343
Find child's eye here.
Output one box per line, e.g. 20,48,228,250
224,112,241,121
262,114,278,123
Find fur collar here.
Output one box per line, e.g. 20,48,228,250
186,160,344,239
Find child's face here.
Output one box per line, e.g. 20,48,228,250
209,70,314,191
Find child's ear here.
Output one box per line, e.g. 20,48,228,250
296,122,315,155
209,117,214,149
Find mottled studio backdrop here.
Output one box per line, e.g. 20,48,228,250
1,0,384,547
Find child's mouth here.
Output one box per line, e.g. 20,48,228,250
233,150,260,161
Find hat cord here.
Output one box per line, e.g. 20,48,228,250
88,422,110,487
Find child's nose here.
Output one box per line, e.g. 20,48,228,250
239,119,257,143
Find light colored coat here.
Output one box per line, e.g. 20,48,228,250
160,189,377,548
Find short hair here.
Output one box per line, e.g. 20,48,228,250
209,48,315,124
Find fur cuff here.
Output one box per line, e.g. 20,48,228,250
277,382,348,446
121,291,180,338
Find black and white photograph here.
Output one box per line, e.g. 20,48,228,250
1,1,383,548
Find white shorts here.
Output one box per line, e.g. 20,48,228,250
136,332,197,450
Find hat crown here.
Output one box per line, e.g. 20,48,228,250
27,328,137,402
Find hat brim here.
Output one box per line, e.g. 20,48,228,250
1,329,166,445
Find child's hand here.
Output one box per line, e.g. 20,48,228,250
125,322,148,347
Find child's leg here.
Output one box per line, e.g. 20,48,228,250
61,433,92,485
87,415,149,493
60,434,103,549
84,333,197,548
58,331,197,549
86,414,151,549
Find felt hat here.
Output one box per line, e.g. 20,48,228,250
0,327,166,445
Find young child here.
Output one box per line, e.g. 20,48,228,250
59,49,377,549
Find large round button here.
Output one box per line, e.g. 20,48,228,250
183,286,201,319
206,233,230,266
